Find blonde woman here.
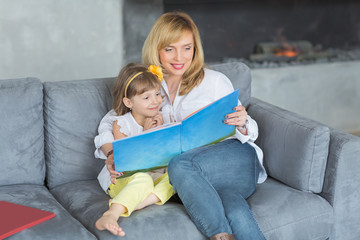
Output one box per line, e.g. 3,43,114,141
97,12,267,240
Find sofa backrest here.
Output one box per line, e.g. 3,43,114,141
0,78,45,186
43,62,251,189
210,62,251,107
43,78,114,189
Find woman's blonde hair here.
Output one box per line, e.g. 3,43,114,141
142,12,205,96
112,63,162,116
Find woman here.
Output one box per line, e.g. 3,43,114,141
96,12,267,240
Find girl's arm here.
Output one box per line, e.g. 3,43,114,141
104,120,128,184
113,120,127,140
94,110,116,159
100,143,113,159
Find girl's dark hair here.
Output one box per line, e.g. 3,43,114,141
112,63,161,115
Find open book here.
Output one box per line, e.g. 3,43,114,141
113,89,239,177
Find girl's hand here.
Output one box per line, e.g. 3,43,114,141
152,113,164,127
143,114,164,130
224,105,248,134
105,153,123,184
143,118,156,131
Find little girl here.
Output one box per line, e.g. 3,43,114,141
94,63,175,236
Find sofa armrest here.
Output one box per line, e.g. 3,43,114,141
247,97,330,193
320,128,360,240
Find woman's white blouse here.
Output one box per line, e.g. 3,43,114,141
94,68,267,183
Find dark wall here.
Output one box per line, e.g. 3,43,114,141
164,0,360,62
123,0,163,63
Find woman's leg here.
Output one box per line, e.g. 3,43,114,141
219,189,265,240
217,158,265,240
168,139,265,239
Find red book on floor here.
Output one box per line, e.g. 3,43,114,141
0,201,55,239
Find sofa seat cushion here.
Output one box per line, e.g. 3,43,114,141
249,178,333,240
50,180,206,240
0,184,96,240
0,78,45,185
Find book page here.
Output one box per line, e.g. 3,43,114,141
112,89,239,172
181,90,239,152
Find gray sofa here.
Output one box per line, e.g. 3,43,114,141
1,62,359,240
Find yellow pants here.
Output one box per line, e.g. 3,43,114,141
107,172,175,217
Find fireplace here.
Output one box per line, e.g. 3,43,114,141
164,0,360,63
163,0,360,134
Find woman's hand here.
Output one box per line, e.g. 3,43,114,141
224,105,248,134
143,113,164,131
105,153,123,184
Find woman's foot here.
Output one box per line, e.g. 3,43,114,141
95,212,125,236
210,233,234,240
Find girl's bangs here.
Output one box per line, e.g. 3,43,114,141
132,75,161,96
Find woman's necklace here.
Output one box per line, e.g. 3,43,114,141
165,77,181,103
168,87,178,95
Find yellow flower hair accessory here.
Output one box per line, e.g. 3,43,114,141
148,65,163,82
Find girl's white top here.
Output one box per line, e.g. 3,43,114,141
96,112,165,192
94,68,267,184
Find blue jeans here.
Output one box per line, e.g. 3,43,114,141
168,139,266,240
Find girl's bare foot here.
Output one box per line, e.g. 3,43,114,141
95,212,125,236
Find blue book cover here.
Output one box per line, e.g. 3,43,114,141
113,123,181,173
113,89,239,176
181,90,238,152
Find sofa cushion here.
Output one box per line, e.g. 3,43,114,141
50,180,206,240
0,78,45,185
248,178,333,240
248,98,330,193
211,62,251,107
320,129,360,240
43,78,114,189
0,184,96,239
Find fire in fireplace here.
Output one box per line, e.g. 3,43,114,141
164,0,360,63
250,40,334,62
